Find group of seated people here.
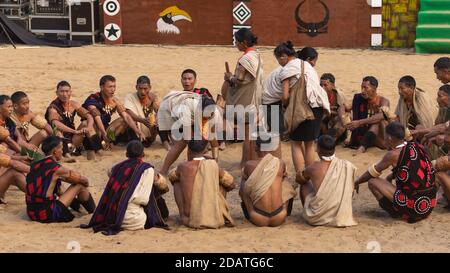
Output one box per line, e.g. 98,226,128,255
0,56,449,235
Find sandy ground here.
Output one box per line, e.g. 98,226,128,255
0,45,450,253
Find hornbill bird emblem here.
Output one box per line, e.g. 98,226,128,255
157,6,192,34
295,0,330,37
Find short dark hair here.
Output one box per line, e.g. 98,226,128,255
434,57,450,70
11,91,28,104
99,75,116,86
234,28,258,47
42,136,62,155
398,75,416,89
181,69,197,79
126,140,144,158
320,73,335,84
439,84,450,96
0,95,11,105
317,135,335,157
274,41,296,58
297,47,318,61
362,76,379,88
188,139,208,153
386,122,405,140
136,75,151,85
56,80,71,90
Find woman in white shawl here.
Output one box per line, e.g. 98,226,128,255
282,45,330,174
221,28,263,168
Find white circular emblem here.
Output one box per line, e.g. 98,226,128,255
103,0,120,17
104,23,121,41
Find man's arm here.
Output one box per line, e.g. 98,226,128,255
168,166,181,185
355,152,395,192
56,167,89,187
126,109,152,128
116,100,145,140
30,112,53,136
47,108,78,135
74,102,94,133
347,98,390,130
296,165,312,185
87,105,108,140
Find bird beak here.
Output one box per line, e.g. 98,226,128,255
159,6,192,22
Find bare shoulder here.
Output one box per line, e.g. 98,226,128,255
71,100,81,109
380,96,390,106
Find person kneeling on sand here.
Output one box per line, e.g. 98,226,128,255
169,139,235,229
296,135,357,227
25,136,96,223
355,122,437,223
82,140,169,235
240,136,296,227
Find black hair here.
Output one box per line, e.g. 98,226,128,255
42,136,62,156
297,47,318,61
136,75,151,85
0,95,11,105
398,75,416,89
181,69,197,79
434,57,450,70
11,91,28,104
234,28,258,47
99,75,116,86
439,84,450,96
201,95,216,110
386,122,405,140
320,73,335,84
317,135,335,157
126,140,144,158
188,139,208,153
274,41,296,58
56,80,71,90
362,76,379,88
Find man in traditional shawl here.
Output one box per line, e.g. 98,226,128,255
222,28,263,168
320,73,351,144
115,76,166,149
45,81,96,160
82,75,146,153
26,136,96,223
434,57,450,85
355,122,437,223
0,95,35,153
240,136,296,227
82,140,169,235
346,76,390,154
395,76,438,132
11,91,53,148
413,85,450,159
158,91,218,174
296,135,357,227
169,139,234,229
0,145,30,204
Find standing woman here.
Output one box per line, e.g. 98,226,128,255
222,28,263,168
284,46,330,174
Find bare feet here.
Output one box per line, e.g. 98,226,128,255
162,141,171,151
86,150,96,161
353,146,366,156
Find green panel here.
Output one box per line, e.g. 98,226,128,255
421,0,450,11
415,39,450,53
419,11,450,25
416,25,450,39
